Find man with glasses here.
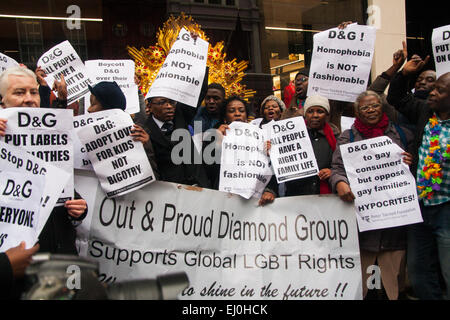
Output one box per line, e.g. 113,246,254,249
143,95,210,187
289,67,310,115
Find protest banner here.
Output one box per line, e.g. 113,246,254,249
219,122,272,199
0,171,44,251
75,179,362,300
0,108,74,204
432,24,450,78
37,40,94,104
85,60,140,114
0,52,19,72
145,28,209,108
307,23,376,102
73,109,122,170
0,141,70,247
76,110,155,198
263,117,319,183
340,136,422,232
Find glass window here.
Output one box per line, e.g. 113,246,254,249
16,19,44,66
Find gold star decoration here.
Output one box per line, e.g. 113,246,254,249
127,13,256,100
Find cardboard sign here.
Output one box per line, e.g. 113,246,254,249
145,28,208,108
0,108,74,204
76,111,155,197
432,24,450,78
308,24,376,102
263,117,319,183
38,40,94,104
340,136,422,232
85,60,140,114
219,122,272,199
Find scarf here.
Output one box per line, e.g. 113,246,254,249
354,112,389,138
417,115,450,199
322,122,337,151
319,122,337,194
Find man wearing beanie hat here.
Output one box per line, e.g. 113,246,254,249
289,67,310,112
87,81,126,112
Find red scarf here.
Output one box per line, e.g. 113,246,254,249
319,122,337,194
354,113,389,138
322,122,336,151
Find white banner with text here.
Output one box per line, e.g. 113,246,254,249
76,179,363,300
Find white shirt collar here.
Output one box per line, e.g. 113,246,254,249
152,115,173,130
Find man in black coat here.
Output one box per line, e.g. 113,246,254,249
141,62,211,188
143,96,210,187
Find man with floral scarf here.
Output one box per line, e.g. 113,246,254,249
387,50,450,300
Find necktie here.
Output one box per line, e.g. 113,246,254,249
161,122,174,135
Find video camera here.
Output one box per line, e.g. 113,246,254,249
22,253,189,300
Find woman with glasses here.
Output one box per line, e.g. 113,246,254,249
330,90,414,300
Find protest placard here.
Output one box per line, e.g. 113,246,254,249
307,23,376,102
85,60,140,114
75,178,362,300
340,136,422,232
145,28,209,108
0,108,74,204
219,122,272,199
0,52,19,72
263,117,319,183
73,109,122,170
37,40,94,104
432,24,450,78
0,171,44,251
0,141,70,246
76,110,155,198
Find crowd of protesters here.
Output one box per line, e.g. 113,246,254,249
0,22,449,301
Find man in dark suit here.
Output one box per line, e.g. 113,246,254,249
143,96,211,188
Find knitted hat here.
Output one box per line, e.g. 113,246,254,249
260,95,286,112
88,81,126,111
303,95,330,114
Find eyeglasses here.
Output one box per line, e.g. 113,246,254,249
151,99,177,107
359,103,381,112
296,77,308,83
